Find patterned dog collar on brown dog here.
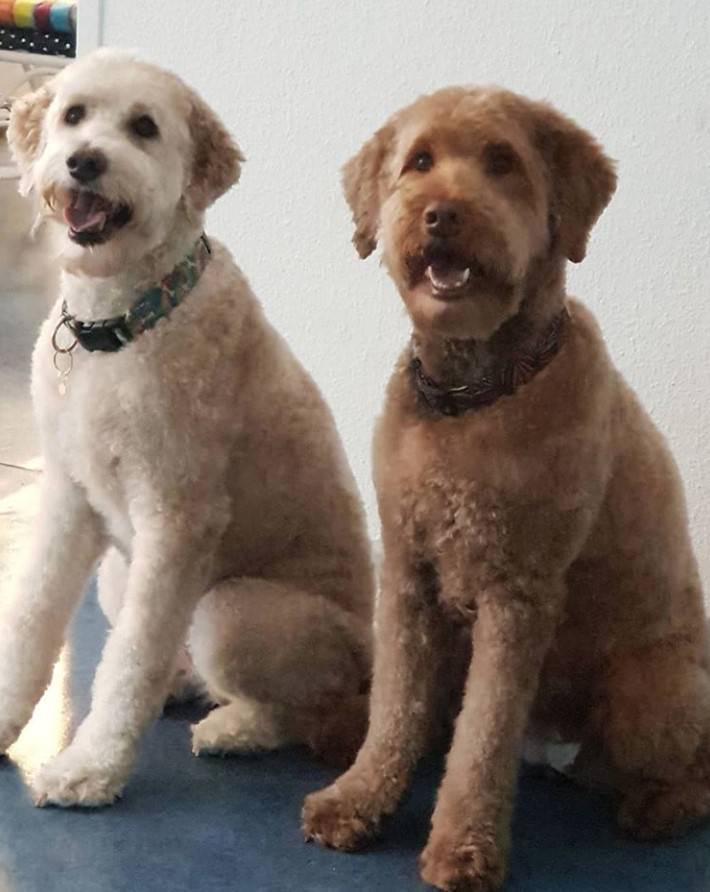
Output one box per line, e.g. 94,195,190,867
409,308,569,417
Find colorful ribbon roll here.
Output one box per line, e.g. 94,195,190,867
11,0,35,28
34,1,53,31
49,1,75,33
0,0,15,26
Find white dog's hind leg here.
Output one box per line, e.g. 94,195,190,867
188,577,370,758
0,469,104,753
32,525,214,808
191,697,291,755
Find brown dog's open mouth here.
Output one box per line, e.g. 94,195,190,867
64,190,132,246
426,259,472,297
412,246,489,300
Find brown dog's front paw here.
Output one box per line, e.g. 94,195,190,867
419,832,506,892
301,785,379,851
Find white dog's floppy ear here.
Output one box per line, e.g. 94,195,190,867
342,124,393,259
530,101,617,263
8,82,55,191
186,91,244,212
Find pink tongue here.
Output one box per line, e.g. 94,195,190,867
64,192,108,232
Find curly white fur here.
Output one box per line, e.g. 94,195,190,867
0,50,373,808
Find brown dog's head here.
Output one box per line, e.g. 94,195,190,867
343,87,616,339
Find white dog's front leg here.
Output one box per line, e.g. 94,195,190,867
32,528,210,807
0,469,104,753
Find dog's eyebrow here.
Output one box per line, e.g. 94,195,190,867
127,102,156,118
393,126,434,172
402,137,432,160
394,120,429,152
60,94,92,109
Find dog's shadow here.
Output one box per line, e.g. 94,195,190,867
367,758,710,891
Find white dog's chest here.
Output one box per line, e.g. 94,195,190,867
34,333,144,545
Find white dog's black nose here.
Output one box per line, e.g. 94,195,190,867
67,149,108,183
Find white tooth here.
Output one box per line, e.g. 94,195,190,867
425,265,471,290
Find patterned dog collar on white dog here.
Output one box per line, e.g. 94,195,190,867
51,234,212,394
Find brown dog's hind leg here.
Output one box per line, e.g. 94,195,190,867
597,640,710,840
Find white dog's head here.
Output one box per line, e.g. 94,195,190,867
8,49,242,277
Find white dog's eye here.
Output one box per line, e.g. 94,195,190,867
64,104,86,126
130,114,159,140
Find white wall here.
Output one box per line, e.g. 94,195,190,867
99,0,710,588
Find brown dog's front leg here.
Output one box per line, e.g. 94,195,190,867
419,580,563,892
302,550,449,850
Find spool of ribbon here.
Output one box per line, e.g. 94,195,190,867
11,0,35,28
33,0,53,31
0,0,14,26
49,1,75,34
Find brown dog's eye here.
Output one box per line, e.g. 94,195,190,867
64,104,86,126
130,114,159,139
484,143,518,177
405,150,434,174
412,150,434,172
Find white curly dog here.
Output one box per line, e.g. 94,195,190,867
0,50,373,807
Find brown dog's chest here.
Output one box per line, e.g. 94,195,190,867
378,415,519,612
402,469,515,615
377,394,602,618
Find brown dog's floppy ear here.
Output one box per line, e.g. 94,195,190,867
530,102,617,263
8,82,54,185
342,124,393,259
186,90,244,212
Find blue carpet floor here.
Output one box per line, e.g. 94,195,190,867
1,589,709,892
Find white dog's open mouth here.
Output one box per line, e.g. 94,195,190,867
64,190,132,246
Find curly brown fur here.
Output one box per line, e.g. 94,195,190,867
302,86,710,891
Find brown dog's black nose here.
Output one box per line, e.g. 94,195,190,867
424,201,461,238
66,149,108,183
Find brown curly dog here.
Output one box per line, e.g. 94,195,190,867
302,86,710,891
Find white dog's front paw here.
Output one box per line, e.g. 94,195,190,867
32,747,126,808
